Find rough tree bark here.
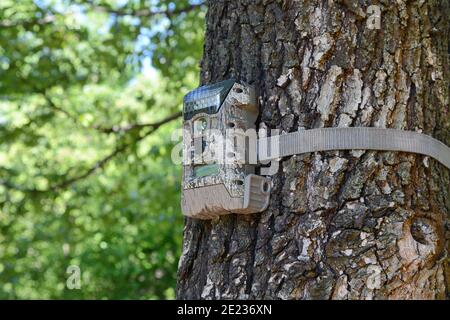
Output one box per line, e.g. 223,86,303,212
177,0,449,299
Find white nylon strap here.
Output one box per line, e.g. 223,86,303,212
258,127,450,169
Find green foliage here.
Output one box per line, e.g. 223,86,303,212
0,0,205,299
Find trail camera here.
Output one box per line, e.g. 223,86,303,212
180,80,450,220
181,80,271,219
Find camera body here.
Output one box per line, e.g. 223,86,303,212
181,80,271,219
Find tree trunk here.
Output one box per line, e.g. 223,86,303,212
177,0,450,300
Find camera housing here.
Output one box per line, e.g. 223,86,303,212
181,80,271,219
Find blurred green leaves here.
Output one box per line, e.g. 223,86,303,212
0,0,205,299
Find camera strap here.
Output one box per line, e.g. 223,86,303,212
258,127,450,169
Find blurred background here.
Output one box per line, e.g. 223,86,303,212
0,0,205,299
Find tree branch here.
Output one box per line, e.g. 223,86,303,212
0,1,205,28
0,111,181,194
43,92,181,134
99,111,182,133
0,14,58,28
84,1,205,18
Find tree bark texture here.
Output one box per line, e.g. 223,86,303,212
177,0,450,299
